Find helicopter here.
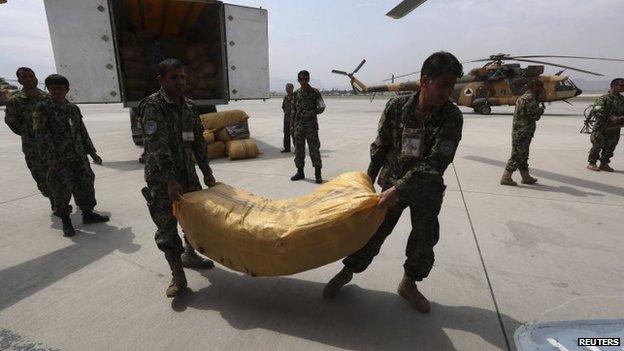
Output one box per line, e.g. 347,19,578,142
332,54,624,115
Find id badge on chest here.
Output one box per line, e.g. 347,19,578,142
182,131,195,142
401,127,425,159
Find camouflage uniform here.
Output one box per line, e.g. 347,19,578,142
32,99,98,217
343,93,463,281
282,94,295,150
588,92,624,164
140,89,212,264
4,89,51,197
505,91,544,172
293,87,325,169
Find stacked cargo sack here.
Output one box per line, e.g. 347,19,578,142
200,110,260,161
113,0,226,102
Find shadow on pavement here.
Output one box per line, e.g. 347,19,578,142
0,222,139,312
463,112,578,117
464,155,624,197
99,160,144,172
171,268,515,351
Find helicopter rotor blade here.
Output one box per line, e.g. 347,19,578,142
383,70,420,82
331,70,349,76
510,55,624,62
386,0,428,19
511,58,604,76
353,59,366,74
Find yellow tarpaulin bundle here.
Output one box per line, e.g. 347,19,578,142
200,110,249,132
173,172,387,276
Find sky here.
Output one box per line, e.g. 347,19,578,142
1,0,624,91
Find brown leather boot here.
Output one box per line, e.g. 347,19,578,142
166,261,188,298
397,275,431,314
520,170,538,184
500,170,517,186
587,163,600,171
599,162,615,172
323,267,353,299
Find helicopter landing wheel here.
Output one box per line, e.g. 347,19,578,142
477,105,491,115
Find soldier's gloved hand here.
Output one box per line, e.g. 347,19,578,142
91,153,103,165
204,172,216,188
378,186,399,209
49,159,60,173
167,179,183,203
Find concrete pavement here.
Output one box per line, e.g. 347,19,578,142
0,97,622,351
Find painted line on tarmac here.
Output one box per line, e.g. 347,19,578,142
452,162,512,351
453,189,624,208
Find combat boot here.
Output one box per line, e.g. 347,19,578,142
315,167,323,184
61,216,76,237
323,267,353,299
599,162,615,172
82,210,110,224
397,274,431,314
587,163,600,172
500,170,517,186
166,261,188,298
290,168,305,181
181,247,215,269
520,170,538,184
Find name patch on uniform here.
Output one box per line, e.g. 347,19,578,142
182,131,195,141
440,139,456,156
145,121,157,135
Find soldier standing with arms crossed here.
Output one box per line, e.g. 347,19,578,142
500,79,545,185
587,78,624,172
290,70,326,184
33,74,108,237
140,58,216,298
323,52,464,313
4,68,53,210
281,83,295,153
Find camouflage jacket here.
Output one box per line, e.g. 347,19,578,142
4,89,48,150
282,94,294,117
140,89,211,189
33,98,96,165
293,87,325,129
592,92,624,134
368,93,463,203
512,91,544,131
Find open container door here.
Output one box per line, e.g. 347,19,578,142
223,4,269,100
43,0,121,103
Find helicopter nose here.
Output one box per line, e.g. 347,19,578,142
576,88,583,96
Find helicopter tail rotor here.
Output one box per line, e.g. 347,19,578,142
331,59,369,94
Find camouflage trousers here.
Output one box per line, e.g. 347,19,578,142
505,125,536,172
48,160,96,217
283,114,294,151
145,180,200,264
23,148,51,198
294,125,322,169
588,131,620,164
343,185,444,281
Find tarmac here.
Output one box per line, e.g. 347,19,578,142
0,97,623,351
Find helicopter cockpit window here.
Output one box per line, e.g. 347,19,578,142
555,79,576,92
